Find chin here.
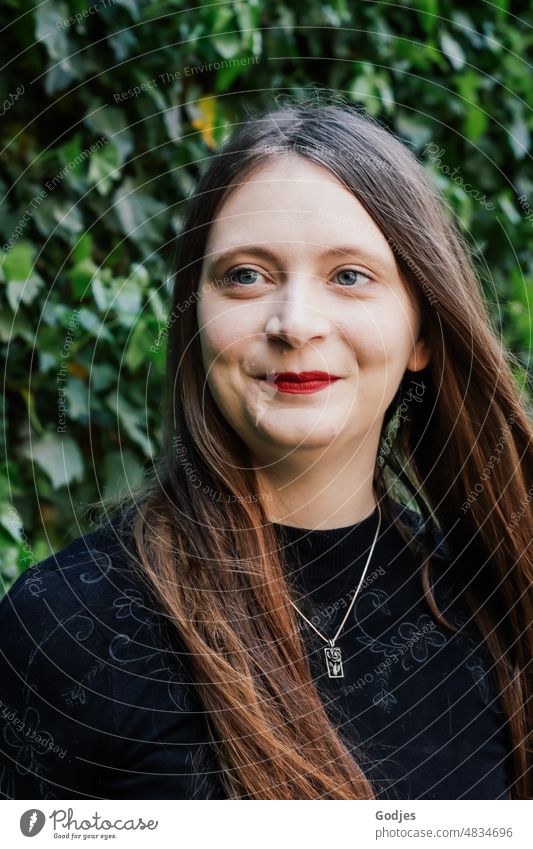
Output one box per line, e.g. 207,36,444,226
253,418,345,448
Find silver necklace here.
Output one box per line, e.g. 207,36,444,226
289,501,382,679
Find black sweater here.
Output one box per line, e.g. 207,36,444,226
0,503,511,800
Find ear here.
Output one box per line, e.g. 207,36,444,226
407,337,431,372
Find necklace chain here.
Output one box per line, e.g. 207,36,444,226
289,501,382,650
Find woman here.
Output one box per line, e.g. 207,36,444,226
1,98,531,801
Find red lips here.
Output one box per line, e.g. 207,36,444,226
258,371,342,395
260,371,341,381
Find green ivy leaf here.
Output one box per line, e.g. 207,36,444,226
6,276,44,311
88,144,122,196
72,233,93,263
103,449,144,500
69,258,100,300
112,178,167,250
106,390,155,458
21,432,85,489
1,242,36,281
0,502,23,543
440,33,466,70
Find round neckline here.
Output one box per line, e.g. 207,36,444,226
272,504,386,603
272,504,380,536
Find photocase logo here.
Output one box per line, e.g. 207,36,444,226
20,809,46,837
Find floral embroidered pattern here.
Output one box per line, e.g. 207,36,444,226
62,661,107,707
79,549,113,584
113,588,148,622
3,706,53,776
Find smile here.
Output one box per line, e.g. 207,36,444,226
258,371,342,395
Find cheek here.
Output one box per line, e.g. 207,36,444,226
197,305,248,372
341,317,389,365
197,301,224,358
343,306,415,365
199,325,226,367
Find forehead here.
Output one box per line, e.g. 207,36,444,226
205,155,398,270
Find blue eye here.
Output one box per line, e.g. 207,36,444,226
226,266,262,286
335,269,372,286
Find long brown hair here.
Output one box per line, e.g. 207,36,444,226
93,96,532,799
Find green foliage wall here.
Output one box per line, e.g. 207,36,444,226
1,0,531,589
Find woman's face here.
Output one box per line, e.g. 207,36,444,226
196,155,431,464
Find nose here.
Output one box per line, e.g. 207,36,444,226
263,278,331,349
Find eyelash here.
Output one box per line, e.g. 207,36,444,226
222,265,376,289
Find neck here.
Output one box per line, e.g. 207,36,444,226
254,447,378,530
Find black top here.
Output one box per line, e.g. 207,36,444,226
0,502,511,800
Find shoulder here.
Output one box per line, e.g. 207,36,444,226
0,516,169,697
0,514,198,685
0,517,122,657
1,517,148,635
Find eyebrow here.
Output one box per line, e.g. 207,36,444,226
205,244,391,274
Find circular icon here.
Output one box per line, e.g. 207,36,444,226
20,809,46,837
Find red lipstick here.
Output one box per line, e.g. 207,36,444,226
259,371,342,394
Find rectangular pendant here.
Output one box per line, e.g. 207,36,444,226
324,646,344,678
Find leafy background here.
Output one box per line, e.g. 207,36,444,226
1,0,532,592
